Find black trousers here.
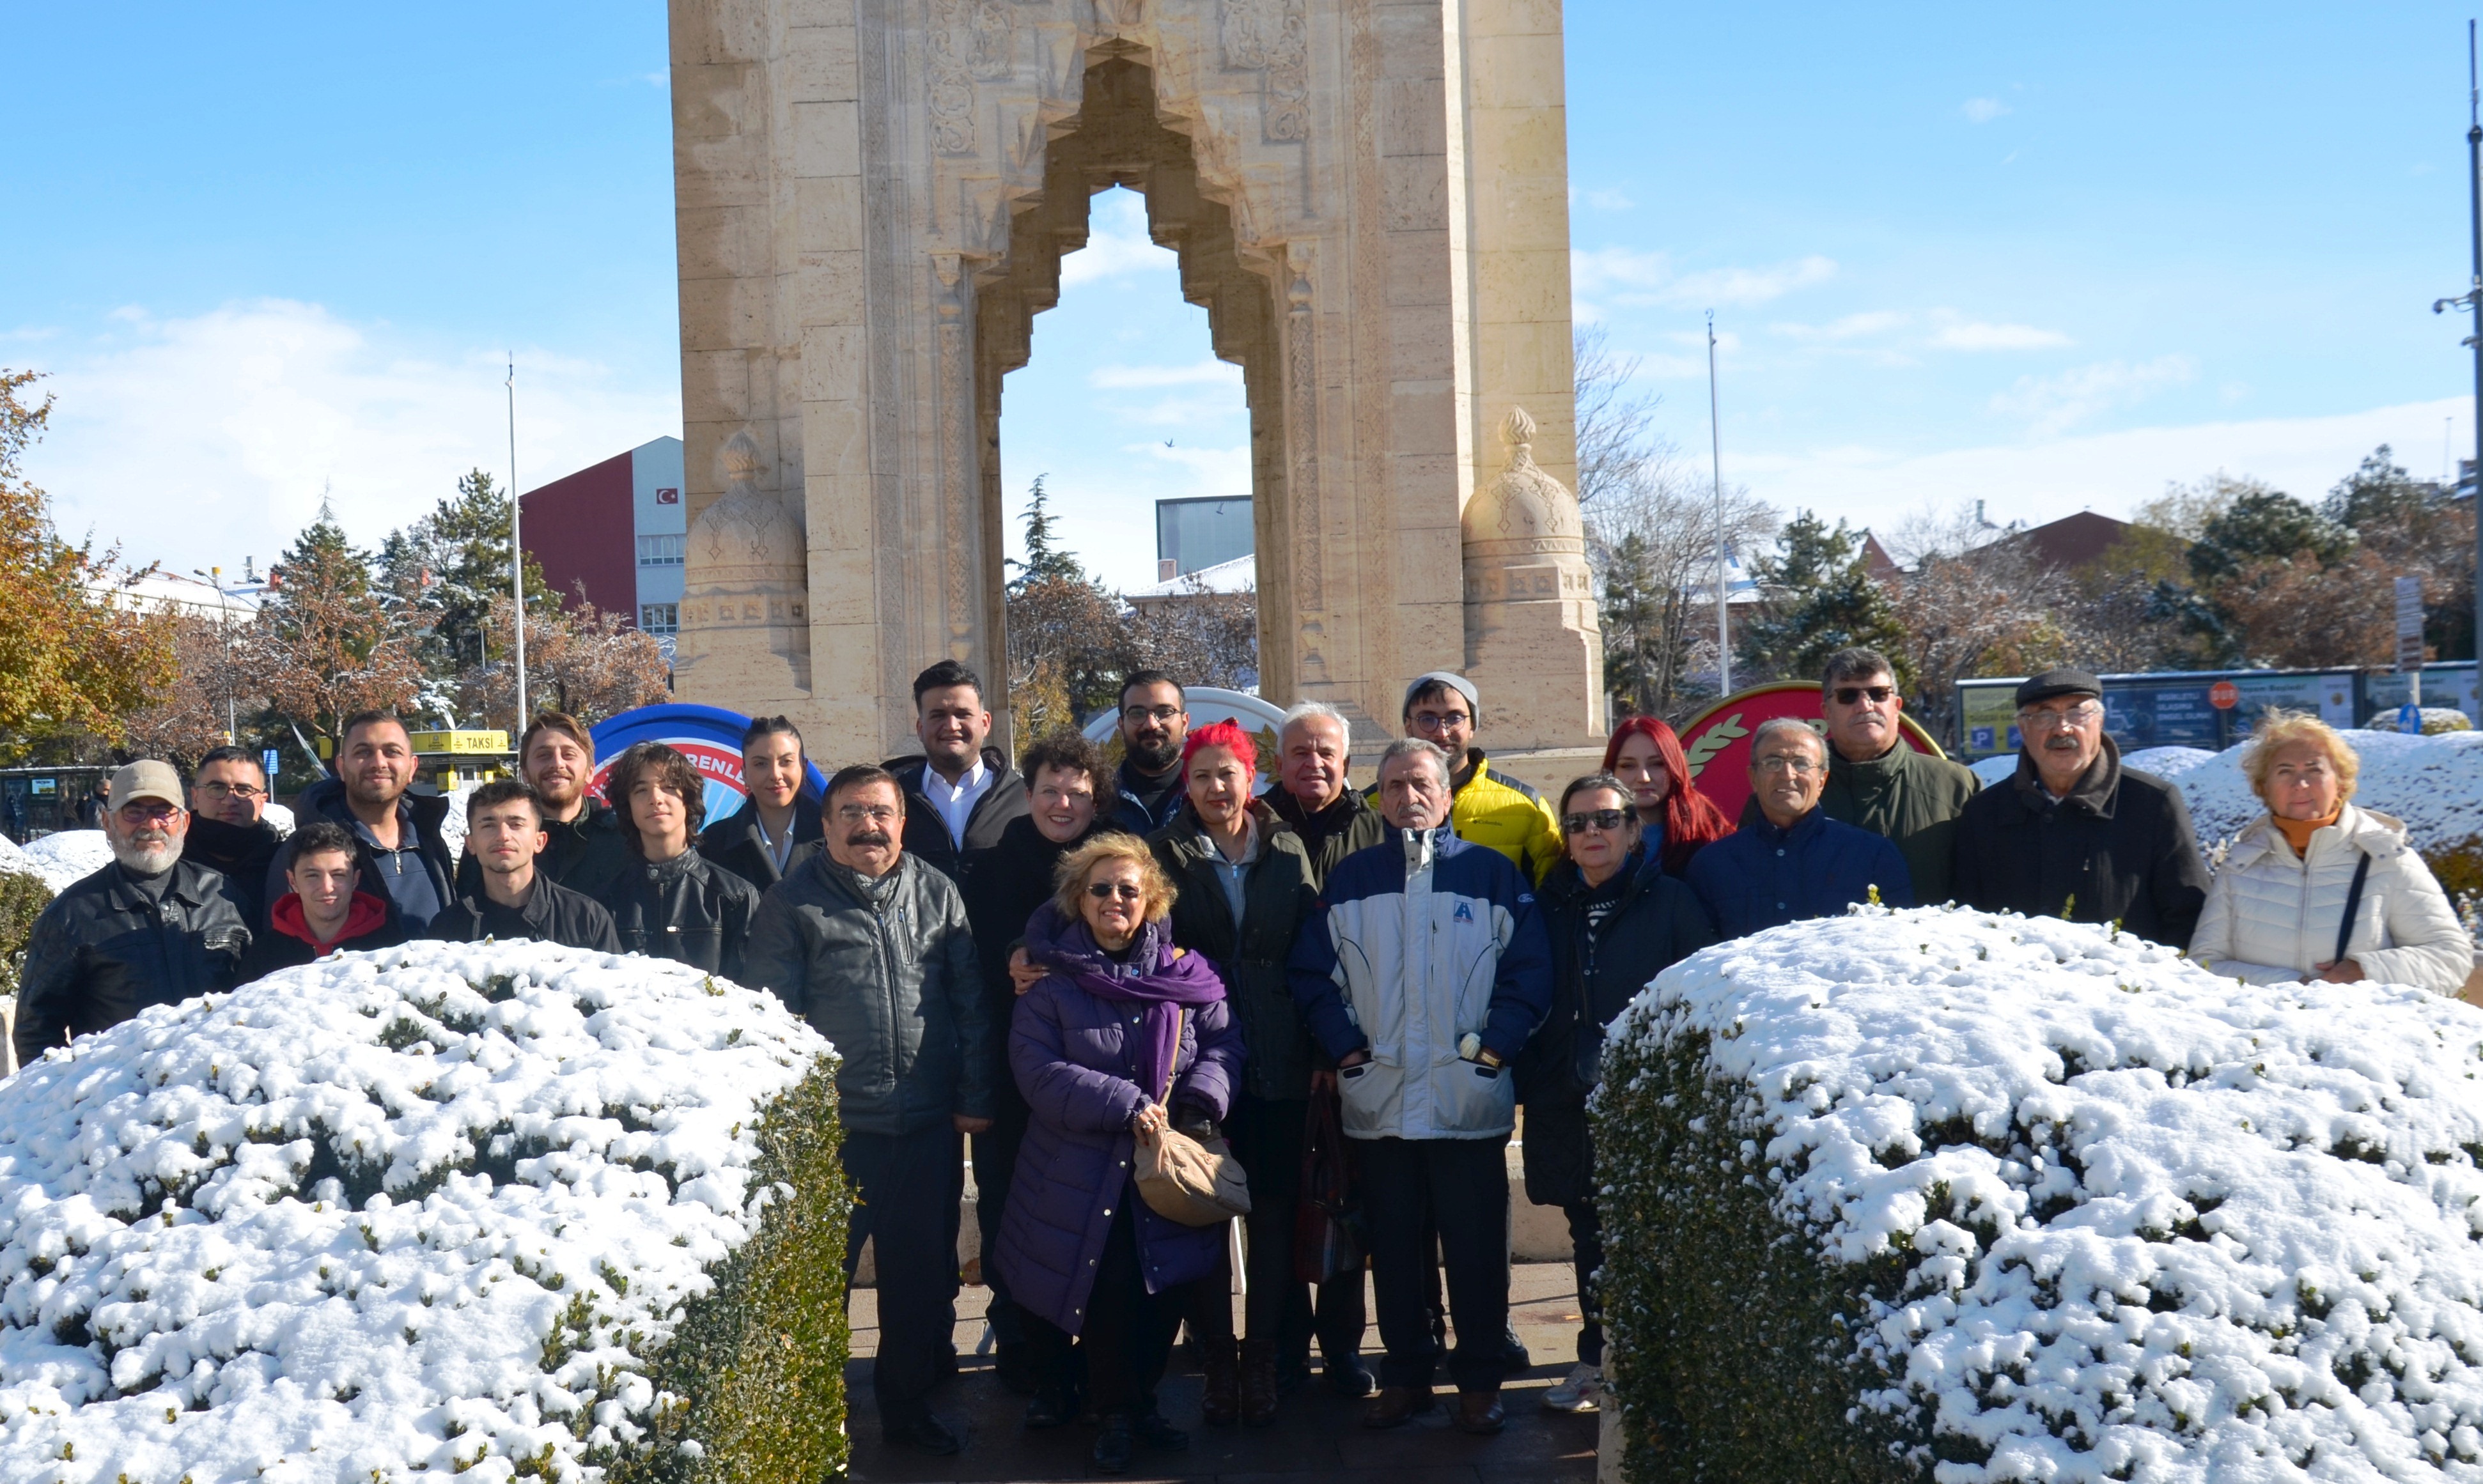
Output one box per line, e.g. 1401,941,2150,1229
1184,1092,1309,1343
842,1122,962,1426
1566,1199,1604,1367
970,1085,1032,1352
1026,1198,1192,1421
1358,1134,1510,1393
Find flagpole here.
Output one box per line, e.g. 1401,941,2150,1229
1708,311,1731,694
508,355,528,729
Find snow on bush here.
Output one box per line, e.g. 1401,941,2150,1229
2122,746,2219,781
20,833,109,896
0,939,850,1484
2366,707,2474,736
1597,905,2483,1483
262,803,295,837
2170,729,2483,862
0,834,42,886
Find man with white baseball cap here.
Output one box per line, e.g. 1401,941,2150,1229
15,760,253,1067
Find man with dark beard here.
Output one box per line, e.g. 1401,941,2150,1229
745,764,994,1457
453,713,635,908
183,745,283,930
1106,670,1191,837
17,761,252,1066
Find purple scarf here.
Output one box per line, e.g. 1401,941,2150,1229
1024,900,1226,1103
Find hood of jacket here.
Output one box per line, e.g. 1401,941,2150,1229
271,888,393,950
296,775,453,836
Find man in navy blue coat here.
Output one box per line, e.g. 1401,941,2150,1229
1688,718,1913,938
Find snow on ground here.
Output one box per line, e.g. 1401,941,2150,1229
0,834,42,887
0,939,830,1483
2170,729,2483,855
20,832,111,895
437,791,467,857
1619,905,2483,1480
262,802,294,836
1969,755,2016,786
2122,745,2220,781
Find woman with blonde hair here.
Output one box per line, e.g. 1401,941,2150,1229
992,832,1245,1472
2190,711,2470,994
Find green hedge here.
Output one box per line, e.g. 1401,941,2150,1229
609,1058,852,1483
1595,1022,1918,1483
0,870,50,1000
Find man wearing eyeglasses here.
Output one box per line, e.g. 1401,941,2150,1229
184,745,284,931
16,761,253,1068
1106,669,1193,837
1397,671,1564,885
743,763,994,1457
1685,718,1913,939
1953,669,2207,948
1814,648,1979,904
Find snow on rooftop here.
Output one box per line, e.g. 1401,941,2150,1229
1126,553,1257,599
1615,904,2483,1479
0,939,830,1483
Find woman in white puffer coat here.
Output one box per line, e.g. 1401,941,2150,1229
2191,711,2471,995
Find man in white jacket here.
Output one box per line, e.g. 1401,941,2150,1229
2190,713,2470,996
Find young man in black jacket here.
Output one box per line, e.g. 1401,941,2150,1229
267,711,457,936
605,741,759,982
426,780,621,952
184,745,283,930
1520,774,1715,1416
454,712,635,907
882,660,1027,883
697,715,822,890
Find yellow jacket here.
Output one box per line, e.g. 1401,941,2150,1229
1449,751,1564,885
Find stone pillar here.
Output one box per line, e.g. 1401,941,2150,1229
1462,407,1603,750
673,430,814,701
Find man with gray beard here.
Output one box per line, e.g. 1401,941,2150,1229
16,761,253,1067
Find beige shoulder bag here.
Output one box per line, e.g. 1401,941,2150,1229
1133,1007,1253,1226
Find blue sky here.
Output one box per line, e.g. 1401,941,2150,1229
4,3,2480,592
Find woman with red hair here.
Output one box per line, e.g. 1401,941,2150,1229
1600,717,1734,876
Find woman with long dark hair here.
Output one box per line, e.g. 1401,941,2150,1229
1600,717,1734,876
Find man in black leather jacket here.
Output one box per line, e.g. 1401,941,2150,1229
17,761,252,1067
603,741,759,981
425,780,620,952
745,763,994,1457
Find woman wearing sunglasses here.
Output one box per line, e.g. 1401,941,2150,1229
993,833,1246,1472
1516,773,1716,1417
1600,716,1735,876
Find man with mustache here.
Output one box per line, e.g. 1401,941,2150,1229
16,761,252,1067
1954,669,2207,948
886,661,1028,884
1107,670,1192,837
745,764,995,1457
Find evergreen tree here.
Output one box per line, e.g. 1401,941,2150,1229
378,468,555,679
1735,510,1906,686
256,501,421,755
1002,476,1137,730
2186,487,2353,585
1598,530,1668,716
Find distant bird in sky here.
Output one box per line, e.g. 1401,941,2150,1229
1164,439,1175,447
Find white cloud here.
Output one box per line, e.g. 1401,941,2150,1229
1963,97,2011,123
1989,354,2195,437
24,299,680,571
1058,191,1172,288
1571,249,1837,311
1089,360,1243,390
1931,320,2073,350
1742,396,2466,536
1771,311,1908,341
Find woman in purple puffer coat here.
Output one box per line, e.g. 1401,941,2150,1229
993,833,1245,1474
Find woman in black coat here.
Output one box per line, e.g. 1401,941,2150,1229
1518,773,1716,1416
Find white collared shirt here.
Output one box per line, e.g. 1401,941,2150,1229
925,757,993,849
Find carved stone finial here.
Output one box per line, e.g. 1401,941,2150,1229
722,429,763,484
1500,406,1538,456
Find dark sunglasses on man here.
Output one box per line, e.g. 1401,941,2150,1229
1560,807,1631,835
1831,684,1895,705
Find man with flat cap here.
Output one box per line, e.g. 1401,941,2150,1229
1952,668,2208,948
16,760,253,1067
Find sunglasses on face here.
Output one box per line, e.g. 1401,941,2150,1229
1087,881,1146,902
1561,808,1630,835
1832,685,1895,706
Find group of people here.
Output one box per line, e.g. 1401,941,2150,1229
13,645,2475,1468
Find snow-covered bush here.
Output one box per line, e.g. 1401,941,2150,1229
20,832,108,896
1597,906,2483,1483
2366,707,2474,736
0,940,850,1483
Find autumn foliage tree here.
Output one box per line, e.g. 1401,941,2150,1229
0,369,176,752
456,592,670,729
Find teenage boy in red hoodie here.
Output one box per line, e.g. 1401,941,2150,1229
242,820,406,979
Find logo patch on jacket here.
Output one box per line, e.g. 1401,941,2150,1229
1453,901,1474,923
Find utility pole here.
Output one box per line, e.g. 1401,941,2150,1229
1707,311,1732,695
2440,21,2483,677
507,356,528,730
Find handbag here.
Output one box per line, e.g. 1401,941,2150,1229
1293,1079,1365,1285
1132,1008,1253,1226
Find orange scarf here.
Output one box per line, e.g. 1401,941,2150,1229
2273,808,2341,858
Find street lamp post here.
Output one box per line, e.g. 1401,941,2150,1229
2435,20,2483,670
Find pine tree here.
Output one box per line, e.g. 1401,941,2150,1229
1598,530,1668,716
1002,476,1137,729
1736,510,1906,686
378,468,556,679
255,501,422,753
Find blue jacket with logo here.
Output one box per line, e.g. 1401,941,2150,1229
1288,826,1552,1141
1684,807,1914,940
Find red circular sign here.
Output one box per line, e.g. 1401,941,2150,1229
2208,681,2240,710
1673,682,1946,823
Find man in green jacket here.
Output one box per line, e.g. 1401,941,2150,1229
1817,647,1979,904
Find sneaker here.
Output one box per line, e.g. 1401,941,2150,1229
1541,1362,1601,1414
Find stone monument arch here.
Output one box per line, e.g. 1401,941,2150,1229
668,0,1603,764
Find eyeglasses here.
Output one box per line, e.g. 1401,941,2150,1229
2016,702,2104,732
196,782,265,801
1754,755,1821,776
835,803,899,824
1831,684,1895,706
1561,808,1631,834
1410,709,1472,730
1086,881,1146,902
118,803,180,823
1123,706,1183,723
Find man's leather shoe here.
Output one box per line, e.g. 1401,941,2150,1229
881,1413,963,1455
1132,1411,1190,1451
1240,1338,1281,1426
1362,1386,1436,1428
1325,1354,1378,1398
1453,1389,1506,1436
